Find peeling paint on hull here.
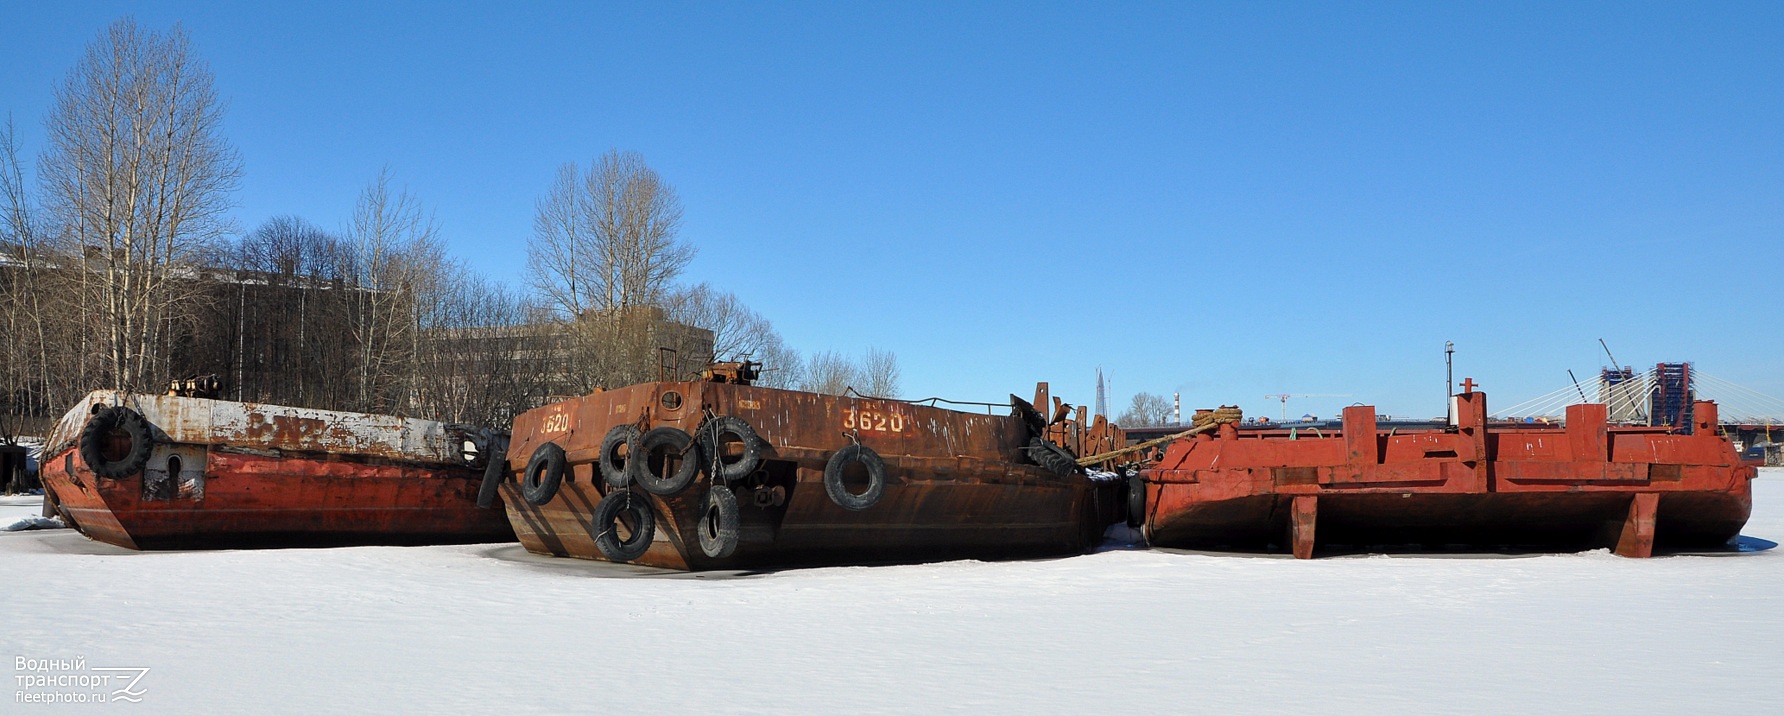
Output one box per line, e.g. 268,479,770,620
39,391,514,550
500,382,1119,570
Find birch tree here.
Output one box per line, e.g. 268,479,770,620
0,117,55,439
342,170,443,413
527,150,691,315
801,351,857,396
38,18,241,392
859,347,901,398
795,348,901,397
526,150,695,388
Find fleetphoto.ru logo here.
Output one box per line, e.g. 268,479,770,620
15,656,150,704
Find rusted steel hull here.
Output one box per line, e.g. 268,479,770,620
38,391,513,550
1140,391,1756,558
500,381,1115,570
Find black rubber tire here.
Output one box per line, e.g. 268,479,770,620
79,406,153,479
696,484,741,559
599,425,641,488
521,441,567,506
1026,437,1081,476
697,415,763,484
1126,470,1147,528
631,427,701,496
591,490,656,562
475,432,510,509
823,443,887,511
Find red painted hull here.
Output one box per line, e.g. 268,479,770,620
38,392,513,550
1140,392,1756,558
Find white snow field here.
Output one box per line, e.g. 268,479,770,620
0,494,47,525
4,471,1782,714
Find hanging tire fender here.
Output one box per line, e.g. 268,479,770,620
79,405,154,479
1126,470,1147,528
697,415,763,484
475,432,510,509
521,441,567,506
631,427,701,496
599,425,641,488
697,484,741,559
823,443,887,511
590,489,657,562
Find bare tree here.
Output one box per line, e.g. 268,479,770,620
38,18,241,392
236,215,343,278
859,347,901,398
199,216,355,406
527,163,595,318
791,347,903,397
341,170,443,413
1118,392,1174,427
0,16,598,430
527,150,692,316
410,269,556,426
801,351,858,396
669,283,788,361
754,336,802,390
194,208,552,427
526,150,696,389
0,116,55,439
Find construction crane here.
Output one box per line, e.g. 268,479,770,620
1263,393,1351,422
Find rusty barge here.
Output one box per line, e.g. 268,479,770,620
1131,383,1759,559
492,365,1124,570
38,389,513,550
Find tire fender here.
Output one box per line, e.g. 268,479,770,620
823,443,887,511
1126,470,1147,528
697,415,763,484
475,432,510,509
590,489,656,562
697,484,741,559
521,441,567,506
631,427,701,496
79,406,153,479
599,425,641,488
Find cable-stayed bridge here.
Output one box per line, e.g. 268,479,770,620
1495,362,1783,464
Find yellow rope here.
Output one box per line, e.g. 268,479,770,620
1077,406,1242,466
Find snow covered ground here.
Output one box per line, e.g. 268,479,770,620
0,494,47,525
2,494,60,531
4,471,1783,714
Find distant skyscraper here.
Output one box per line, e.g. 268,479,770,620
1095,368,1107,419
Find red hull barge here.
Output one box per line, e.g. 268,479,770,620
1136,387,1757,558
38,390,513,550
496,377,1118,571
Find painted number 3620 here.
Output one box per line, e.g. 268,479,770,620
844,408,906,433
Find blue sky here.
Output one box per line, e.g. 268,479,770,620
2,1,1780,420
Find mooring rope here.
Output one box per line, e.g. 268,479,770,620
1075,406,1243,466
